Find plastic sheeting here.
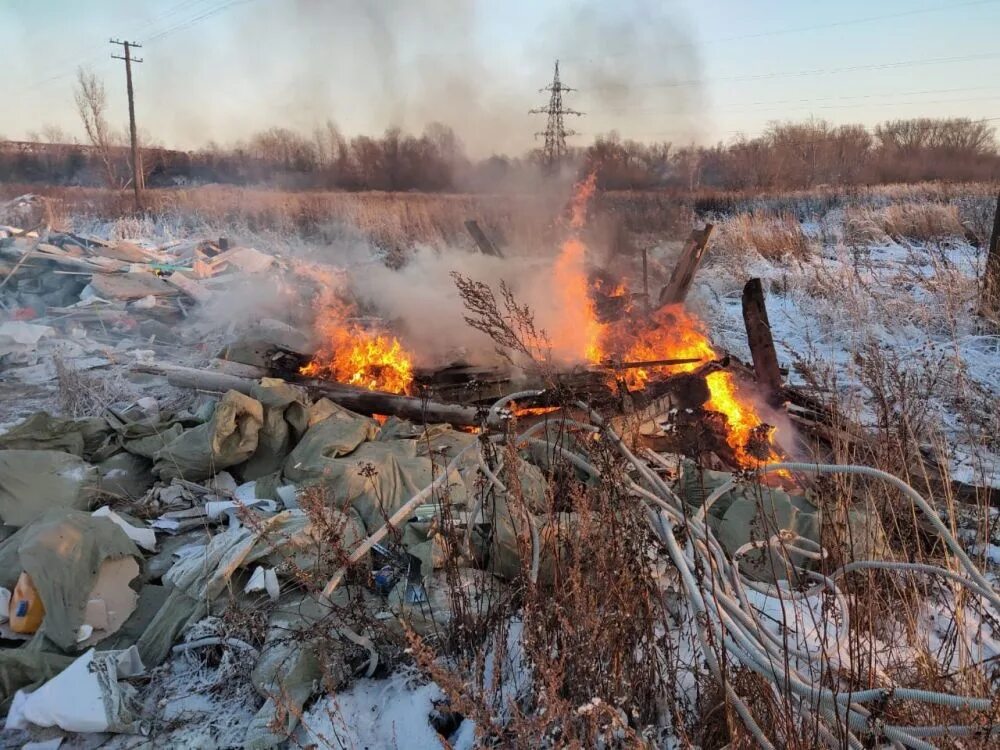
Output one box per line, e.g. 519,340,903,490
0,412,116,461
243,379,309,480
0,451,98,527
0,509,142,649
154,390,264,481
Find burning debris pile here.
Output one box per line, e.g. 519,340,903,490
1,191,997,748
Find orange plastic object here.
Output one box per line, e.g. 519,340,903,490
9,572,45,634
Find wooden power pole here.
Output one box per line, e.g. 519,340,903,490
111,39,143,211
979,190,1000,322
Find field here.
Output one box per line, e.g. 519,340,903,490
1,180,999,748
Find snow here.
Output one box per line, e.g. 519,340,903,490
296,671,450,750
688,229,1000,487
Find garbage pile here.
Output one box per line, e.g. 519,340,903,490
3,194,996,748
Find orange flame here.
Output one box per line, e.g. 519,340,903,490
297,263,414,394
549,175,778,465
550,173,603,364
301,323,413,394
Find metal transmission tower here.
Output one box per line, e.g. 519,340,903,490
530,60,583,173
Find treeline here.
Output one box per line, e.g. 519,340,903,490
1,117,997,192
583,118,1000,190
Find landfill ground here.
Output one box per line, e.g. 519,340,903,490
1,188,999,749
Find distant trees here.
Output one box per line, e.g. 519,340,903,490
1,115,997,191
579,117,998,191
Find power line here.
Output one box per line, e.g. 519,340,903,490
591,85,1000,116
12,0,254,97
562,0,1000,61
144,0,257,44
583,52,1000,93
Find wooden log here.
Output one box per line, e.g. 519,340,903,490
656,224,713,309
741,278,783,404
133,362,487,427
464,220,503,258
978,190,1000,321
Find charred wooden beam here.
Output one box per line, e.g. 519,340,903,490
656,224,713,309
464,220,503,258
741,278,783,405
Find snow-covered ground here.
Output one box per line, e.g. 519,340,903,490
687,213,1000,489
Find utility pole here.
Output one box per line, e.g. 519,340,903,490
530,60,583,174
111,39,143,211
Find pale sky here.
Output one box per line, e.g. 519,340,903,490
2,0,999,156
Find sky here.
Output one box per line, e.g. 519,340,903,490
2,0,1000,156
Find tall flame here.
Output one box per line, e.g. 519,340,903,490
550,172,602,363
301,322,413,394
552,175,778,466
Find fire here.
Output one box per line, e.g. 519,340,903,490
551,175,779,466
301,323,413,394
296,262,414,394
551,172,602,363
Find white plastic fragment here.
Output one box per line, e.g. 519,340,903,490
21,739,64,750
92,506,158,551
204,498,277,521
243,566,280,601
4,646,146,733
0,586,9,622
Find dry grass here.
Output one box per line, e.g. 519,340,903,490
711,211,812,267
54,356,135,418
0,184,691,256
844,202,969,244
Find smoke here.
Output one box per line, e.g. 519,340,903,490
350,245,551,368
7,0,705,157
553,0,706,144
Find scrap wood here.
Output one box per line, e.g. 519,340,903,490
132,362,490,428
0,235,43,292
656,224,714,309
742,277,783,404
89,272,179,300
464,220,504,258
163,271,214,303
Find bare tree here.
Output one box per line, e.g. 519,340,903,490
41,124,72,144
74,68,119,187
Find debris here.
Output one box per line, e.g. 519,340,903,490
88,271,179,301
5,646,146,733
163,270,213,303
0,509,143,649
243,566,280,601
8,572,44,635
742,277,783,403
0,321,54,359
656,224,713,308
92,506,157,551
153,390,264,481
465,219,504,258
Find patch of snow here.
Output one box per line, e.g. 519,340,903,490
296,672,447,750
